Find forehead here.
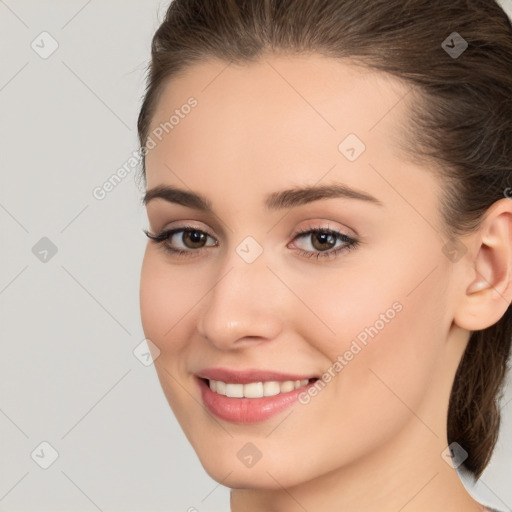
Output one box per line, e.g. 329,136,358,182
146,53,412,144
143,54,434,214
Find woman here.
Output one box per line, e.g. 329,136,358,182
137,1,512,510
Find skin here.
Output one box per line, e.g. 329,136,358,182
139,54,512,512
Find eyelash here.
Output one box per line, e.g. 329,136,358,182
143,224,359,261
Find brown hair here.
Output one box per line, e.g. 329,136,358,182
137,0,512,478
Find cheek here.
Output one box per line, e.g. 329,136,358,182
328,272,448,436
140,250,169,342
271,277,449,481
292,241,449,418
139,248,200,350
299,235,447,362
139,249,204,430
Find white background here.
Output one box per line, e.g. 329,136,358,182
1,1,511,511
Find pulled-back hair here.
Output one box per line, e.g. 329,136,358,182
137,0,512,478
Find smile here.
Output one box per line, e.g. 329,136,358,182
208,378,311,398
195,369,319,423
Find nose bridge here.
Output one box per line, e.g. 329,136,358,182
197,244,283,349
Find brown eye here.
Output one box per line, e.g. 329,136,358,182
181,230,208,249
144,226,218,256
310,231,337,251
290,227,358,260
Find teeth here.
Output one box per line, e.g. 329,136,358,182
225,383,244,397
263,381,281,396
280,380,295,393
243,382,263,398
207,378,311,398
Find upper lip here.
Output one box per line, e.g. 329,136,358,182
196,367,318,384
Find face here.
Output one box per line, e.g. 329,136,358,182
139,54,463,489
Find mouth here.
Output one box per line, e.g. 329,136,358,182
200,377,318,398
195,369,320,424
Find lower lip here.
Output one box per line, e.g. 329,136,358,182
197,377,315,424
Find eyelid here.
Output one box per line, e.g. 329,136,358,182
292,220,357,239
147,220,353,243
149,220,215,237
145,224,216,244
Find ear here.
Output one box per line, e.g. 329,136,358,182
453,198,512,331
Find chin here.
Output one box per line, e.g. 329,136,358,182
192,441,320,490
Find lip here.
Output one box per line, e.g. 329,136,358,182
195,367,318,424
196,367,317,384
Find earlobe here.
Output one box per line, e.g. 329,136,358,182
454,198,512,331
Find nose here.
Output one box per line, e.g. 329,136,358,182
196,253,284,350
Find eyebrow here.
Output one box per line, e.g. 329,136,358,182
142,182,383,211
